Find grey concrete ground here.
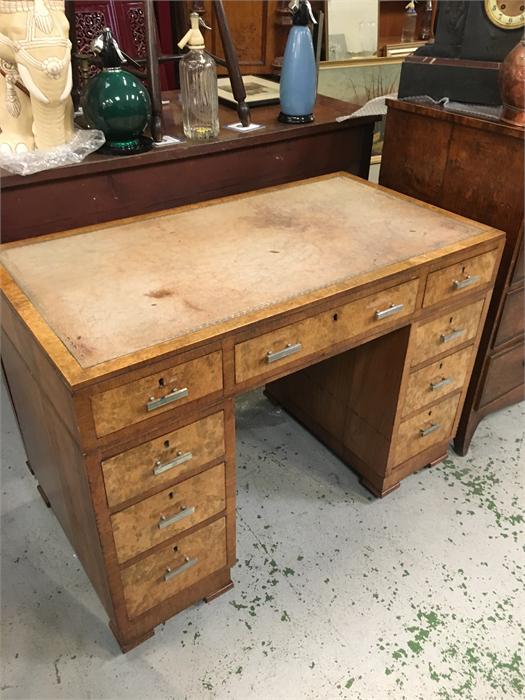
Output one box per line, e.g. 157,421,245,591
1,376,524,700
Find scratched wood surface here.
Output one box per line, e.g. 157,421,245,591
0,175,488,368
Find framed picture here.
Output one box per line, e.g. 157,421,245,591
217,75,280,108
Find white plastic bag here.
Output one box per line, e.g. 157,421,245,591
0,129,105,176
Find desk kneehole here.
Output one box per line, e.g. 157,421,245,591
234,279,419,384
111,463,226,564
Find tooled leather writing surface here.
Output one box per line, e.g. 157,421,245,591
0,175,486,368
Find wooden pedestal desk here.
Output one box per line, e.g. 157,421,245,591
0,174,503,652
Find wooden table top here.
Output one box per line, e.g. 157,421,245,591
1,93,373,186
1,174,494,370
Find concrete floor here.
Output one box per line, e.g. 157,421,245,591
1,376,524,700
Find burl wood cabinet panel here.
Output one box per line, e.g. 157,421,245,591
0,174,504,652
380,99,524,455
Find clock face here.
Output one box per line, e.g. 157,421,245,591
485,0,525,29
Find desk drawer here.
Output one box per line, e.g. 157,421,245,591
235,279,418,384
392,393,461,466
102,412,225,508
411,299,484,367
91,351,223,437
423,250,498,308
111,463,226,563
121,517,227,619
403,346,474,417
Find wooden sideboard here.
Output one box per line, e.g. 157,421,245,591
379,99,524,455
1,93,375,244
1,174,503,652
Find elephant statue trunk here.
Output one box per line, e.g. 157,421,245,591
0,0,74,153
30,94,72,149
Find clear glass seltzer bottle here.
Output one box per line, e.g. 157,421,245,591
178,13,220,141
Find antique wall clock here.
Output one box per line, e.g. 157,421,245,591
484,0,525,30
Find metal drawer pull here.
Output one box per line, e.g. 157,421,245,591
147,387,189,412
430,377,453,391
419,423,440,438
153,451,193,476
375,303,404,320
158,505,195,529
266,342,302,364
453,275,480,290
164,557,198,582
440,329,464,343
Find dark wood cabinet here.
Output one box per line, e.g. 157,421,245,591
379,98,524,454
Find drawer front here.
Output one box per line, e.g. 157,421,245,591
122,517,227,619
403,346,474,417
235,279,418,384
111,463,226,563
411,299,484,367
102,412,225,508
393,393,461,466
423,249,499,308
91,351,223,437
478,342,525,409
494,286,524,348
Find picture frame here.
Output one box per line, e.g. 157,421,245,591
217,75,280,108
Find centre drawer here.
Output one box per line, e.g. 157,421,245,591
111,463,226,563
102,412,225,508
91,351,223,437
392,392,461,466
121,517,227,619
402,346,474,417
235,279,418,384
411,299,484,367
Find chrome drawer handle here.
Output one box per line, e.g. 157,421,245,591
153,451,193,476
266,342,302,364
419,423,440,438
158,505,195,529
430,377,453,391
440,329,464,343
375,303,404,320
147,387,189,412
453,275,480,290
164,556,198,582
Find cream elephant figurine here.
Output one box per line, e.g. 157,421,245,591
0,0,74,153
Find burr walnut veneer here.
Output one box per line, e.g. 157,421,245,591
0,174,504,652
380,99,524,455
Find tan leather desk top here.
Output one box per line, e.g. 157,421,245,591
0,174,490,368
